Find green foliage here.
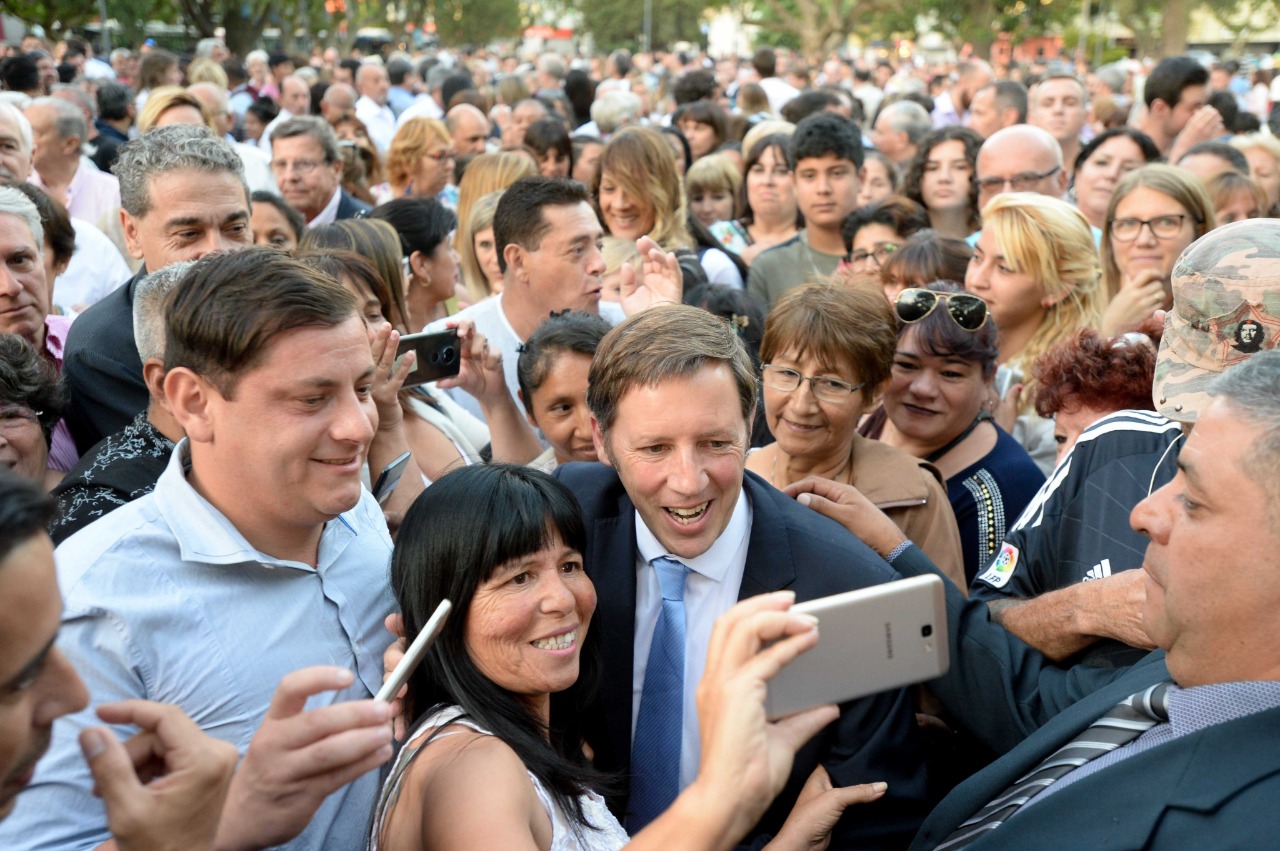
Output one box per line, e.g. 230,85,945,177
919,0,1079,58
0,0,97,38
580,0,713,52
430,0,524,46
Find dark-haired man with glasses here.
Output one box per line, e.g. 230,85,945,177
270,116,371,227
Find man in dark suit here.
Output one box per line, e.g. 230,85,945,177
791,348,1280,849
269,116,370,227
61,125,253,452
556,305,929,849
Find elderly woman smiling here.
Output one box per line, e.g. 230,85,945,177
745,284,965,587
371,463,883,850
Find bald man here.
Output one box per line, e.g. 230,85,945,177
259,74,310,157
975,124,1068,208
320,83,357,123
446,103,490,156
354,63,395,153
934,59,994,127
187,82,275,193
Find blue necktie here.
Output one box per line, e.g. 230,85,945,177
627,556,691,832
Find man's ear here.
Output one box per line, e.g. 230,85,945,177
142,358,167,406
590,414,613,468
503,243,527,284
121,209,145,260
163,367,218,443
1149,97,1171,119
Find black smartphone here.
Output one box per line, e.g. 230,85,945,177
371,450,413,505
396,328,461,387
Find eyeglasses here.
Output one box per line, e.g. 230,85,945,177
976,166,1061,195
1108,215,1192,242
425,149,459,162
895,288,989,331
270,158,326,175
848,243,900,269
0,404,41,436
761,365,865,404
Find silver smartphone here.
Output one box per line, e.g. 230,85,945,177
765,575,949,719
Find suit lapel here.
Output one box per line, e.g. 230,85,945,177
970,705,1280,849
586,489,639,780
738,473,798,600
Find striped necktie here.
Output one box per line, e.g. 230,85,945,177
626,556,691,832
937,681,1172,851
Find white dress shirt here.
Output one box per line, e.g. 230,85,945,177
356,95,397,153
633,490,752,788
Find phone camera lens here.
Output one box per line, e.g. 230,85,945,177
440,346,456,364
921,624,933,637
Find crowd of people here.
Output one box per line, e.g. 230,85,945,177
0,28,1278,851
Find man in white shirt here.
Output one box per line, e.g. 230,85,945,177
752,47,800,114
24,97,120,226
258,75,311,157
354,63,396,153
427,176,678,420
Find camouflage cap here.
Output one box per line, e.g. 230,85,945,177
1154,219,1280,422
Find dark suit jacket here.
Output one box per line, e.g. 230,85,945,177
556,463,930,850
335,189,372,220
62,269,149,454
893,545,1280,849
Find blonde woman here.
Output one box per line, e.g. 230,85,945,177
1229,132,1280,213
592,126,741,286
1098,165,1213,336
136,86,214,133
458,191,505,300
382,118,458,206
967,192,1103,473
454,151,538,301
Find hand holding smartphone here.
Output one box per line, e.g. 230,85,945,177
765,575,948,719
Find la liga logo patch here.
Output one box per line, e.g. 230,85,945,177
978,542,1020,589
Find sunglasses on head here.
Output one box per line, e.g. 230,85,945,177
895,288,989,332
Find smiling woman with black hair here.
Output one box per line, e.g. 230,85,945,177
372,463,885,850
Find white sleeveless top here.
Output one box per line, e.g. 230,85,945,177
369,706,630,851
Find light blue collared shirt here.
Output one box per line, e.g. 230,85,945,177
0,441,397,851
632,489,752,788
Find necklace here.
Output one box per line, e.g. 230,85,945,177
923,413,991,464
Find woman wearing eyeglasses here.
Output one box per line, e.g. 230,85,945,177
837,196,929,290
862,282,1045,585
1099,165,1214,336
966,193,1103,474
745,284,966,587
383,118,459,208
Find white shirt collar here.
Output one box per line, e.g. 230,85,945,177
307,185,344,228
634,483,750,583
